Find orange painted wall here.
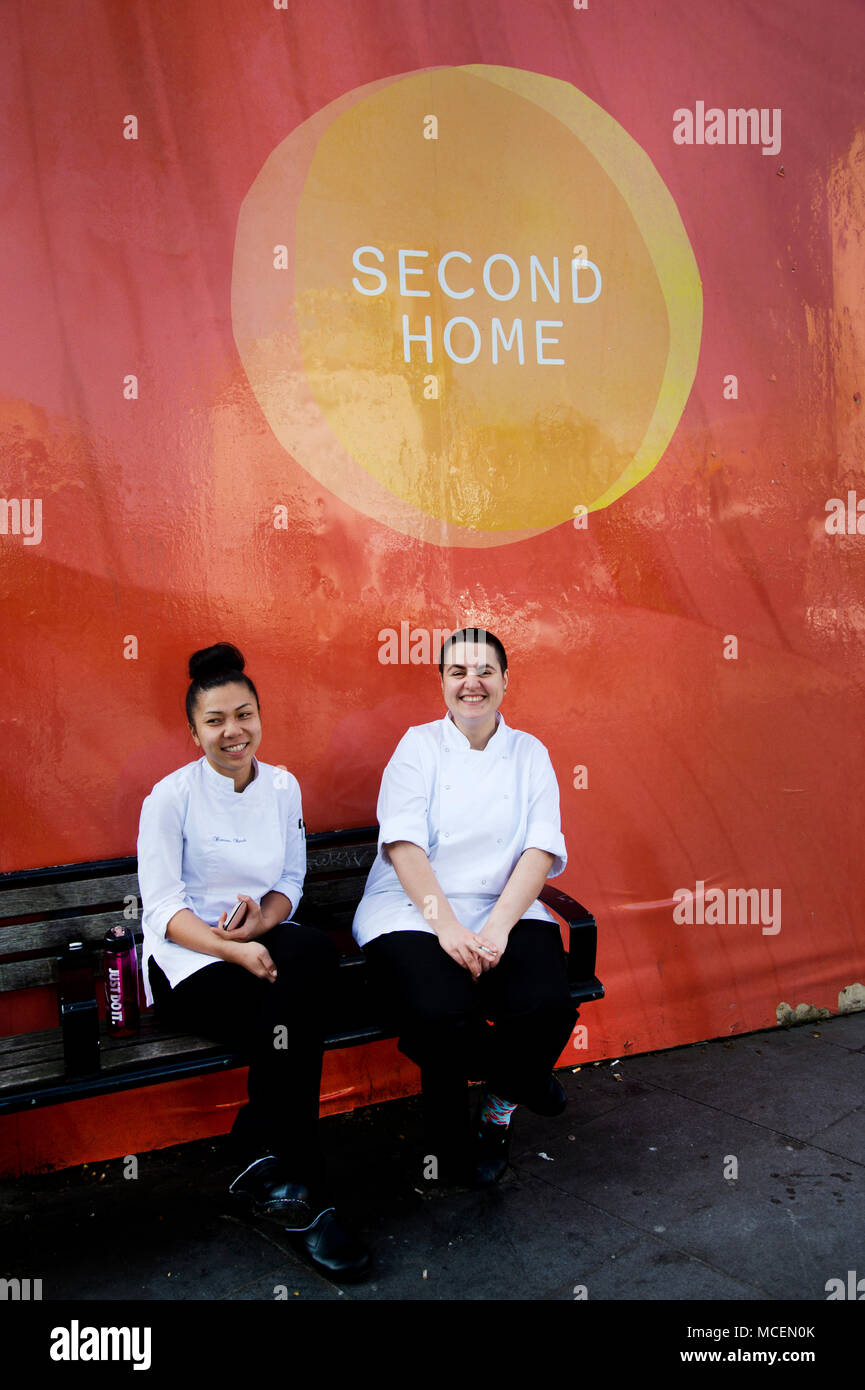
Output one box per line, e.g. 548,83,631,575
2,0,864,1173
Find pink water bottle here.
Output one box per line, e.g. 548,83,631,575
103,924,140,1035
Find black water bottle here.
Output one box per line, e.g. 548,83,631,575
57,940,100,1075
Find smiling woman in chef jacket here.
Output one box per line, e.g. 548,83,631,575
354,626,578,1187
137,642,368,1281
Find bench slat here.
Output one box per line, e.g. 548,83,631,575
0,889,364,953
0,960,60,991
0,910,133,957
0,868,374,923
306,846,377,874
0,1025,228,1089
0,874,140,917
304,874,370,904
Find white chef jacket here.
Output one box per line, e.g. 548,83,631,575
137,756,305,1003
352,713,567,947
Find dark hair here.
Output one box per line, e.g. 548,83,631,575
438,627,508,676
185,643,260,726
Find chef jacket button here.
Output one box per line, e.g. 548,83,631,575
445,784,451,790
497,838,503,844
444,831,450,837
481,878,487,885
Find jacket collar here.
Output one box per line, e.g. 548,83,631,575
200,755,260,796
442,710,507,752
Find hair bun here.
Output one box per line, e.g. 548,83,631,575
188,643,245,682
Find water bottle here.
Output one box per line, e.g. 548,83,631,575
58,940,100,1074
103,924,140,1035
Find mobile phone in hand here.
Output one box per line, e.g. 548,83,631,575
223,899,248,931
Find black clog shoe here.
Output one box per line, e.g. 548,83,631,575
228,1155,317,1228
296,1209,371,1282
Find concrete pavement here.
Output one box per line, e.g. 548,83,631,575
2,1011,863,1305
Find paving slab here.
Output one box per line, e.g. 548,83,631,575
556,1233,763,1301
623,1029,865,1141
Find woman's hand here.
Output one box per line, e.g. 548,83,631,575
472,850,555,969
216,894,269,942
475,921,510,971
435,922,497,980
229,941,278,981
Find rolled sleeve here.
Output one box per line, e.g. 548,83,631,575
272,772,305,914
377,730,431,861
136,786,194,938
523,746,567,877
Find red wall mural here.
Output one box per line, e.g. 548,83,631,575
2,0,864,1171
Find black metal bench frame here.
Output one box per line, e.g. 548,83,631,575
0,827,603,1117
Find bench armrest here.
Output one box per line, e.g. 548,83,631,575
539,884,600,989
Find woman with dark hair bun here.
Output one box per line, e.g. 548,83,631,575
137,642,369,1280
354,627,577,1187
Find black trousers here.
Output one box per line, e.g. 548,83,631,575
149,922,339,1187
363,921,577,1156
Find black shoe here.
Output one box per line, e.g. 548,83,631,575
472,1119,512,1186
296,1209,371,1282
228,1156,318,1229
518,1074,567,1116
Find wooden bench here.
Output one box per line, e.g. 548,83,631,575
0,827,604,1116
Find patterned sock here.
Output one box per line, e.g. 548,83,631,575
480,1091,517,1127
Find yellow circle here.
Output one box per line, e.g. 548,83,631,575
232,66,702,546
